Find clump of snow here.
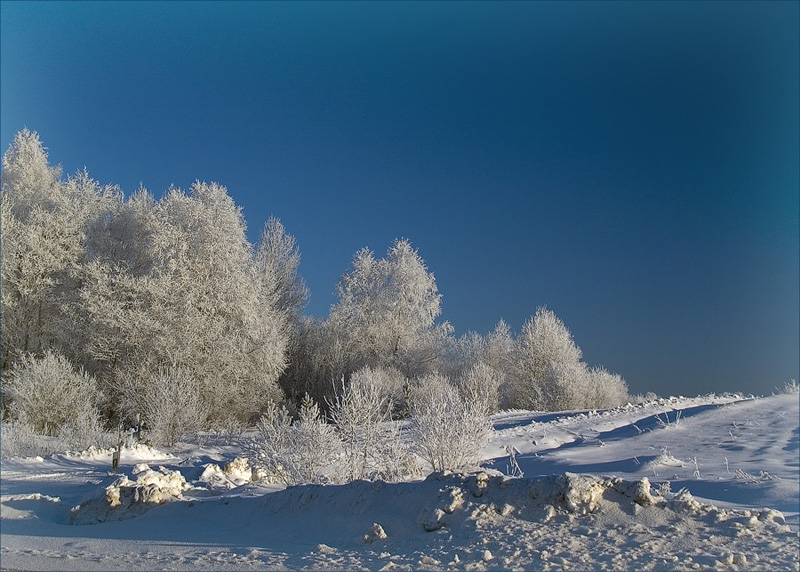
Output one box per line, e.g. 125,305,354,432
131,462,150,475
417,483,466,531
362,522,387,543
69,466,189,524
613,475,657,506
198,457,253,489
65,443,175,463
224,457,252,483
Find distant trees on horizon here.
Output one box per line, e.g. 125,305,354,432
1,129,629,452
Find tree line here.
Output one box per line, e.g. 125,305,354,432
1,129,629,451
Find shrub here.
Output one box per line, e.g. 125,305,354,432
2,351,103,438
140,365,206,446
409,373,492,472
349,365,408,417
585,366,629,409
249,395,342,485
330,372,417,481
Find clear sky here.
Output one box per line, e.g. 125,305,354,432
1,1,798,397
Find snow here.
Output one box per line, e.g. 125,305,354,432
1,393,798,571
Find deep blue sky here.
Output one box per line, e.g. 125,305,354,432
2,1,798,397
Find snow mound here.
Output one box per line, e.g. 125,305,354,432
198,457,253,489
65,443,175,462
69,466,189,524
266,470,794,539
132,462,151,475
242,471,797,570
0,493,63,521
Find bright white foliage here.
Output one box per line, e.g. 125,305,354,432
349,365,409,416
330,371,417,482
328,239,453,378
1,131,296,431
254,217,309,321
507,307,628,411
409,373,492,472
457,360,504,414
250,396,342,485
585,366,630,409
3,351,102,438
79,182,289,425
119,364,206,446
1,131,117,369
510,307,585,410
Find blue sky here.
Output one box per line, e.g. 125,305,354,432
2,1,798,396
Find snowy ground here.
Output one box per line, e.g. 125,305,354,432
1,393,798,571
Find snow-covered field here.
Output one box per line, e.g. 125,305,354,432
1,393,797,571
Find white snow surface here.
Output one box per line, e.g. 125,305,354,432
1,393,798,571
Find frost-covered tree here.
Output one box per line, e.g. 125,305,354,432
438,330,486,381
254,217,309,322
456,360,504,414
150,182,288,420
439,321,512,413
508,307,629,411
1,131,121,375
1,132,111,370
73,190,159,391
327,239,453,378
1,129,63,219
77,182,290,426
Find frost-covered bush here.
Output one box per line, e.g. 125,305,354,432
2,351,104,438
409,373,492,472
584,366,629,409
124,365,206,446
631,391,660,404
505,307,629,411
508,307,584,411
249,396,342,485
1,421,51,458
330,372,417,481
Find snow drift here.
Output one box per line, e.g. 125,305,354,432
68,466,189,524
2,393,797,571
